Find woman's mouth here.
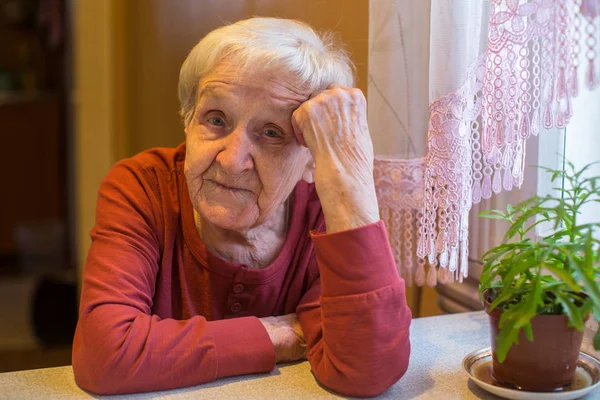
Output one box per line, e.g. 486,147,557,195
207,179,249,193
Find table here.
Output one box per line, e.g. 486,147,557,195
1,311,600,399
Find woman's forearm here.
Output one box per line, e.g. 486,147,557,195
315,164,380,233
73,303,274,395
297,222,412,397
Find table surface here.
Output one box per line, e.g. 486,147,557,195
2,311,600,400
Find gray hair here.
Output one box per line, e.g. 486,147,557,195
178,17,355,126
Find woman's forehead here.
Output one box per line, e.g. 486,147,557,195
199,64,310,108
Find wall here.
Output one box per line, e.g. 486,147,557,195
73,0,121,276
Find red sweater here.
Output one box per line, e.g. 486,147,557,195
72,144,412,397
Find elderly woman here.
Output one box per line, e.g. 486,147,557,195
72,17,411,397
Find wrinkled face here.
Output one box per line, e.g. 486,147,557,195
184,63,314,232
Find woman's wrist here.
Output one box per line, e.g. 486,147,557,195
317,177,380,233
323,207,380,233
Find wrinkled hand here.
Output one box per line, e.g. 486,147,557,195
259,313,306,364
292,85,380,233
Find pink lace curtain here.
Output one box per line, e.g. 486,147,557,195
370,0,600,286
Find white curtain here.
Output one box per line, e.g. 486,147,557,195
369,0,600,287
369,1,430,286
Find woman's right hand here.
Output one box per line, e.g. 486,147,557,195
259,313,306,363
291,85,380,233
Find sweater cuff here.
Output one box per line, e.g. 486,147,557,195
311,220,401,297
206,316,276,379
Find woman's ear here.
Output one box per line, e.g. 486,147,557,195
302,156,315,184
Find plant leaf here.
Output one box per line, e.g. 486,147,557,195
506,204,515,215
505,207,541,240
480,214,510,221
523,323,533,341
568,233,600,300
543,264,581,292
555,292,584,330
479,209,508,220
594,328,600,351
495,271,542,362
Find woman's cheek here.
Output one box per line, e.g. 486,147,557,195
258,150,306,202
186,142,220,176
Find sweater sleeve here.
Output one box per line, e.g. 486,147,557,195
296,221,412,397
72,161,275,395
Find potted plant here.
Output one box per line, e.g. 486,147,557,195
478,161,600,392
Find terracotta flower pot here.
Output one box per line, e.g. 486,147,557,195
483,289,585,391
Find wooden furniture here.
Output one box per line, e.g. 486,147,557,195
0,95,65,261
0,95,67,274
0,0,68,273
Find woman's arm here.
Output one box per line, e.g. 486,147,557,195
72,161,275,395
292,86,413,396
291,85,380,233
296,222,412,397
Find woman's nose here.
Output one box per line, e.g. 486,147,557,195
215,127,255,174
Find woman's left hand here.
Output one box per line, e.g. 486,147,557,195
292,85,380,232
259,313,306,364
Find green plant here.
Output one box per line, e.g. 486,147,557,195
478,161,600,363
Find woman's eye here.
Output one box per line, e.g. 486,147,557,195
207,116,225,126
263,129,281,138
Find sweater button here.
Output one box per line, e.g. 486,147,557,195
233,283,244,294
230,302,242,313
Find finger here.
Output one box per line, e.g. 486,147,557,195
291,110,308,148
327,83,349,90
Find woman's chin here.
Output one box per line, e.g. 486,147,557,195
198,204,258,232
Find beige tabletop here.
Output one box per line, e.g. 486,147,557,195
1,311,599,399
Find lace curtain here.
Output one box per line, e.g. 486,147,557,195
370,0,600,286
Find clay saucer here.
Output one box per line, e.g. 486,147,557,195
463,347,600,400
